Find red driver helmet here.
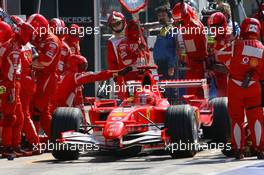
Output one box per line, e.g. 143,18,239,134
208,12,227,28
172,2,198,25
0,21,13,44
50,18,66,38
134,89,157,106
108,11,127,33
207,12,228,38
27,14,49,39
240,18,261,39
67,54,88,73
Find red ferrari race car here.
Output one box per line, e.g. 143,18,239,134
50,66,231,160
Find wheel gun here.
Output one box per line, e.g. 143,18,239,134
242,70,253,88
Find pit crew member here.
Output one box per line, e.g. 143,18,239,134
11,16,40,154
216,18,264,160
172,2,208,98
50,18,71,76
27,14,62,137
207,12,232,97
0,20,34,158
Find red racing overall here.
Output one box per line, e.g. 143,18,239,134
217,39,264,153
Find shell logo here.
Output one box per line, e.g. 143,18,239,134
111,112,126,117
146,108,150,119
24,51,32,59
250,58,258,67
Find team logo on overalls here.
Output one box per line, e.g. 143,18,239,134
250,58,258,67
24,51,32,59
242,57,249,64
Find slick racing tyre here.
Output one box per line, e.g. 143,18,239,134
51,107,82,160
165,105,199,158
208,97,231,144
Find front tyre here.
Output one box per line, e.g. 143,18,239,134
51,107,82,160
165,105,199,158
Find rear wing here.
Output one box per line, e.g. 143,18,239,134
127,79,209,99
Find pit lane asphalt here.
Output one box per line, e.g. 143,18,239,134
0,150,264,175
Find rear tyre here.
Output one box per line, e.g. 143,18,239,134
165,105,199,158
208,97,231,143
51,107,82,160
206,97,231,156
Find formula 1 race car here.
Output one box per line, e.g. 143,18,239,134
50,66,231,160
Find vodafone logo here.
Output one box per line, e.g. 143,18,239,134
242,57,249,64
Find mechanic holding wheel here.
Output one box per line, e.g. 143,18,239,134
216,18,264,160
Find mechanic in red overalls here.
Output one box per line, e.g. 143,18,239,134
107,11,149,100
11,16,40,155
50,18,71,76
207,12,232,97
63,23,86,117
172,2,207,98
53,55,121,109
49,18,79,117
216,18,264,160
0,20,34,158
27,14,62,138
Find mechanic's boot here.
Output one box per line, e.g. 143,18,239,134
234,149,244,160
14,146,32,157
257,151,264,159
2,147,16,160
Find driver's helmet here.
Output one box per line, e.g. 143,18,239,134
134,88,157,106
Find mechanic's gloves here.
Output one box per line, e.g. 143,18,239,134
0,85,6,95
